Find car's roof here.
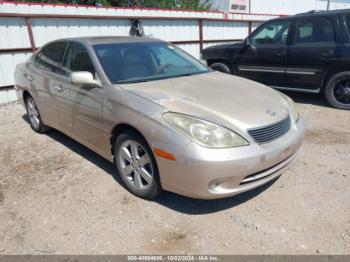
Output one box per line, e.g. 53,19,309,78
296,9,350,16
63,36,165,45
262,9,350,25
268,9,350,23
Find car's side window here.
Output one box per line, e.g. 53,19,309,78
295,17,335,44
61,42,96,77
250,20,290,45
35,42,66,73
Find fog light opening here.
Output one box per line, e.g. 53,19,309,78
208,178,230,191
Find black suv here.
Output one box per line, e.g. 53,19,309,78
202,9,350,110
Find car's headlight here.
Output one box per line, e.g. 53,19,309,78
280,93,299,123
163,113,249,148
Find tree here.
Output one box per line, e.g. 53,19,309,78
11,0,212,10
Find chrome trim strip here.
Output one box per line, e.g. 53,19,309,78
286,71,316,75
286,68,318,75
239,66,318,75
270,86,320,93
240,154,296,184
238,66,284,74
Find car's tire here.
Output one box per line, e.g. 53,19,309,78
25,95,50,133
114,131,162,200
210,62,231,74
324,71,350,110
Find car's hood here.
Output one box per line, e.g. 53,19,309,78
119,72,290,131
202,42,244,60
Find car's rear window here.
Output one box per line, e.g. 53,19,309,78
93,42,210,84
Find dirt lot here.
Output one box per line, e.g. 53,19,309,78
0,92,349,255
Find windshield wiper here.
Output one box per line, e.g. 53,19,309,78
170,71,207,79
118,79,152,84
117,71,209,84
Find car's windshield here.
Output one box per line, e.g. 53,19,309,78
93,42,210,84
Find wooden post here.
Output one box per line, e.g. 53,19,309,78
25,17,36,52
199,19,204,53
248,21,252,34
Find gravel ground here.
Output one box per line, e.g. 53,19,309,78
0,92,349,255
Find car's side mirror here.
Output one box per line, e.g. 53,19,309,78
70,71,100,87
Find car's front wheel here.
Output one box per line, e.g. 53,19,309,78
324,71,350,110
210,62,231,74
114,131,162,199
26,95,49,133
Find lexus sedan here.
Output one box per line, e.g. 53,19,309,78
14,36,305,199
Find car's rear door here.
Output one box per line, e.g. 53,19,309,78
27,41,67,128
236,19,291,87
286,14,340,91
54,41,106,155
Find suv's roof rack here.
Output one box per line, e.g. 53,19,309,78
296,10,326,15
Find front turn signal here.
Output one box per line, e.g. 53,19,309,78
154,148,176,161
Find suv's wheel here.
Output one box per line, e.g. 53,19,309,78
26,95,49,133
324,71,350,110
114,131,162,199
210,62,231,74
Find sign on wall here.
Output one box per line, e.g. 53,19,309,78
230,0,249,13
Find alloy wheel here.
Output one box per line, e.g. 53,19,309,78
334,80,350,105
27,97,40,129
118,140,154,190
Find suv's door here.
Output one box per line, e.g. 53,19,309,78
286,15,339,90
236,19,291,86
28,41,67,129
54,41,106,155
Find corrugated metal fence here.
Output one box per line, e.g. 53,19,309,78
0,1,275,94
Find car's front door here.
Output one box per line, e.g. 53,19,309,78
286,15,339,90
236,19,291,87
54,41,106,155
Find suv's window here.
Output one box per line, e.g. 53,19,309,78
35,42,66,73
251,20,290,45
61,42,95,77
345,15,350,36
295,17,335,43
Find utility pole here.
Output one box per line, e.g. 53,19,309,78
327,0,330,11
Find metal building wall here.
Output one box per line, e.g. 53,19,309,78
142,20,199,42
250,0,350,15
31,18,131,47
0,1,269,90
0,17,30,49
203,20,249,40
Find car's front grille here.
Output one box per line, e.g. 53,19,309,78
248,115,291,144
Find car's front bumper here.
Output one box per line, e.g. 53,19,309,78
156,118,305,199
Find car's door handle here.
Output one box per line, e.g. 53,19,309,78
321,50,334,57
53,84,64,92
26,74,34,81
275,50,287,56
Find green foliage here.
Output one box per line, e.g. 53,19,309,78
11,0,212,10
